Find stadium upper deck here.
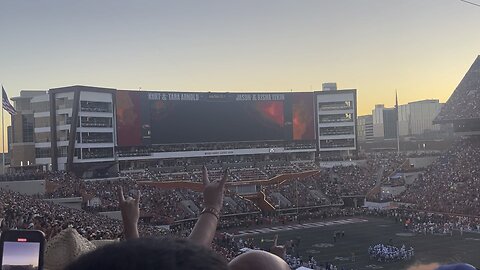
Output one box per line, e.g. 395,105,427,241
435,55,480,124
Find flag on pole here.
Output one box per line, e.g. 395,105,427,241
2,86,16,115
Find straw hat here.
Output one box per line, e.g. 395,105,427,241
44,228,96,270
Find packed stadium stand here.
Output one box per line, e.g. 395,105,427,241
0,188,166,241
2,58,480,269
397,55,480,216
27,153,411,226
399,138,480,215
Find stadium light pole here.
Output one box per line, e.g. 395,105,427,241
395,91,400,155
1,95,4,172
296,178,299,218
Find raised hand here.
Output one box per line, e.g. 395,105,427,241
270,235,286,259
117,186,140,239
188,166,228,248
202,166,228,211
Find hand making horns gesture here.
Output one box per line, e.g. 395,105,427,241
202,165,228,211
118,186,141,239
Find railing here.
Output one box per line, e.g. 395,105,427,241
80,107,111,113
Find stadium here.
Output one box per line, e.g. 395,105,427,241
8,87,357,174
1,57,480,270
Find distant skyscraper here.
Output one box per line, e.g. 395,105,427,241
7,126,12,153
10,90,46,167
322,83,338,92
371,99,443,139
357,115,373,142
372,104,385,138
408,100,443,135
383,108,398,139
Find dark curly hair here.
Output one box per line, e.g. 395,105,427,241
66,237,228,270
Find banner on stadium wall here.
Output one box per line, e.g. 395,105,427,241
117,147,316,161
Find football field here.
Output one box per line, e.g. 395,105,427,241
237,217,480,270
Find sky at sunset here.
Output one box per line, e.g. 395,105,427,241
0,0,479,150
1,242,40,267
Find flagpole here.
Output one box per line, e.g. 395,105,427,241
397,119,400,155
396,91,400,155
2,87,4,174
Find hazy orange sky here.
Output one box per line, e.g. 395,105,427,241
0,0,479,150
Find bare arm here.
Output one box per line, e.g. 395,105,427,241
270,235,286,259
188,166,227,248
118,186,140,240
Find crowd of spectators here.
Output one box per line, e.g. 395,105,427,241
405,151,442,158
0,189,165,241
44,173,260,225
213,233,322,269
376,208,480,236
263,153,406,209
118,158,309,183
0,170,47,181
405,211,480,235
264,176,330,209
211,207,480,269
399,138,480,216
2,182,479,270
0,151,411,230
2,137,480,269
36,153,410,219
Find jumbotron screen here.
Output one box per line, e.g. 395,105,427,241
116,91,314,146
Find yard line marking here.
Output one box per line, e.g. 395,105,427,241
235,218,368,237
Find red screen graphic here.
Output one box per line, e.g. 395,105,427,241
116,91,142,146
292,93,315,140
254,101,284,127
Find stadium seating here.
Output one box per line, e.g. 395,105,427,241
398,138,480,216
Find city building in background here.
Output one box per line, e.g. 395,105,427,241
409,100,443,135
357,115,373,142
398,104,410,137
372,104,386,139
321,82,338,91
370,99,443,140
10,90,46,168
0,154,9,174
382,108,398,140
7,126,12,153
315,83,358,158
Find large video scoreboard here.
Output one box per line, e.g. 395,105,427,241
116,91,315,146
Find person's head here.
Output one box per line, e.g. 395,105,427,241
228,250,290,270
66,237,228,270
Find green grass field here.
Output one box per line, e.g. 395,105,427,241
245,217,480,270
